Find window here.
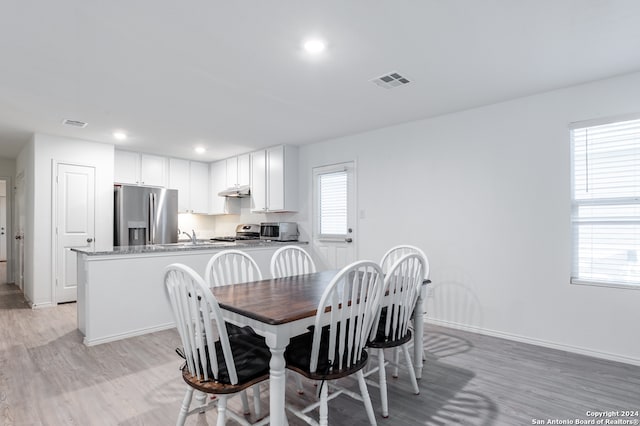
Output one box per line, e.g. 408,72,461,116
570,117,640,288
318,170,347,236
313,163,354,241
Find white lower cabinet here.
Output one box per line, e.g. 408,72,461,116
251,145,298,212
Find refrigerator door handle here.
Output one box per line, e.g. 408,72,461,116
149,193,156,244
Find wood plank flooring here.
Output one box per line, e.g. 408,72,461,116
0,281,638,425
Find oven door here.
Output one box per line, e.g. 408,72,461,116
260,223,280,240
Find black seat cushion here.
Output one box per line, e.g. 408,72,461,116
285,323,369,380
226,322,261,338
367,307,412,348
186,332,270,386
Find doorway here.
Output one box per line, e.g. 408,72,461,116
311,161,357,270
0,179,7,284
54,163,96,303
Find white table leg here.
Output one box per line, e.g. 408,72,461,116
413,286,425,379
266,335,289,425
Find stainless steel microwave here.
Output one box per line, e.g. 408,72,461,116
260,222,299,241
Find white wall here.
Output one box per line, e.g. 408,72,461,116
297,71,640,365
18,134,114,306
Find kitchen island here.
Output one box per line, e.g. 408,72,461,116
73,241,308,346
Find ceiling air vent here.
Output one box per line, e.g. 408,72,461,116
371,72,411,89
62,119,88,128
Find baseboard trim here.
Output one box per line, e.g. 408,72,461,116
30,301,55,309
82,322,176,346
426,318,640,367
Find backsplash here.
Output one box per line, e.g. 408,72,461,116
178,198,301,239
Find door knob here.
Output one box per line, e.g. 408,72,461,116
345,237,353,243
87,238,94,243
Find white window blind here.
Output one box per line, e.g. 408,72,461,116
319,170,348,236
571,118,640,287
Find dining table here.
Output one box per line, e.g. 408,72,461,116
211,269,429,425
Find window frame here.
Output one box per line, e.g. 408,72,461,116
312,162,354,242
569,115,640,290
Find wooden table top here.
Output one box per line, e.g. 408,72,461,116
211,270,431,326
211,270,339,325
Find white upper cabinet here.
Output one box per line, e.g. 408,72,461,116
250,145,298,212
114,151,168,187
224,153,251,188
139,154,167,186
189,161,209,214
168,159,209,214
208,160,240,215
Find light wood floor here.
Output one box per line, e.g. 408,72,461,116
0,281,638,426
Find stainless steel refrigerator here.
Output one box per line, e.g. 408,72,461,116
114,185,179,246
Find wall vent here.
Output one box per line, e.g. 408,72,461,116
62,119,88,128
371,72,411,89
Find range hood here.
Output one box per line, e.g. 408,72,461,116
218,184,251,198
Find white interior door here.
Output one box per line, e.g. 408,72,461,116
0,194,6,261
56,163,95,303
312,162,357,270
15,172,25,290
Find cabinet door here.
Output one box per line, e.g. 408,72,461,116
250,150,267,212
140,154,167,186
209,160,227,214
189,161,209,214
114,150,140,184
237,154,251,186
168,158,190,213
267,146,285,211
226,157,238,187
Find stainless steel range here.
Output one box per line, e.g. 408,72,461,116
210,224,261,242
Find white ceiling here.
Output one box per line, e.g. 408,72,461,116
2,1,640,161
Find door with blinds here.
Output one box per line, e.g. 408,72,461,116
312,162,356,270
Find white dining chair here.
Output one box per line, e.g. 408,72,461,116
164,264,270,426
365,253,425,418
284,260,384,426
205,249,263,287
270,245,317,395
270,245,317,278
380,244,430,376
204,250,264,416
380,245,430,280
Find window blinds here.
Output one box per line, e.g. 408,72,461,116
571,118,640,287
319,171,348,236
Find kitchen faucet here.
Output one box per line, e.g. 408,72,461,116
182,229,197,244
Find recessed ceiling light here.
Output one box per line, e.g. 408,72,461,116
195,146,206,154
303,38,326,54
113,132,127,141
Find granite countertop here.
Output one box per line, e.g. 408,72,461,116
72,240,308,256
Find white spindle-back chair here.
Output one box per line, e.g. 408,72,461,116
285,260,385,426
380,244,430,377
366,254,424,418
164,264,270,426
270,245,317,394
205,249,263,287
380,245,429,279
204,250,264,415
270,245,317,278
